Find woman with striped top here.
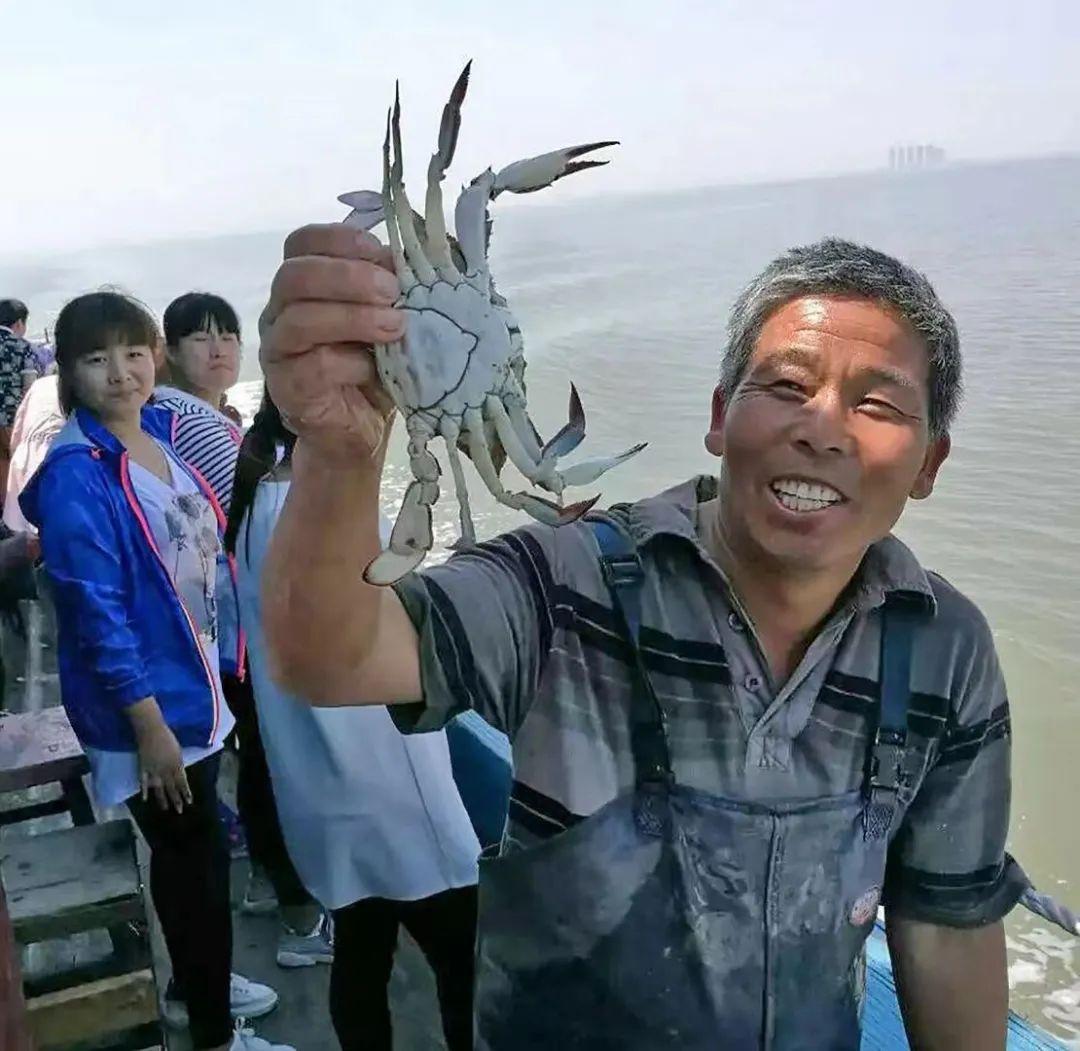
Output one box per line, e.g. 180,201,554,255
154,293,327,967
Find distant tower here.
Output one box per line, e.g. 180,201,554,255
889,146,897,169
906,145,916,168
916,144,926,167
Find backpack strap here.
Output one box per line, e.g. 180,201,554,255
590,517,673,787
864,599,920,840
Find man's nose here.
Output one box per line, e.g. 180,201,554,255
791,391,852,457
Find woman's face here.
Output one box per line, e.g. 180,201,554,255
70,342,156,423
167,317,242,403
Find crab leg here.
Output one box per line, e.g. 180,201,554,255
463,409,598,527
550,441,649,488
337,189,385,232
388,85,437,287
363,421,440,585
439,417,478,547
380,112,414,292
492,141,618,197
423,63,470,285
484,395,562,495
453,169,497,294
505,396,543,462
487,393,647,492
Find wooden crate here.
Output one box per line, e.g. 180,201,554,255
26,970,158,1051
2,821,162,1051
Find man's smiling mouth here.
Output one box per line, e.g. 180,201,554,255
769,477,846,513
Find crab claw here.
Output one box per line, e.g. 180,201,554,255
541,384,587,461
518,492,601,526
337,190,385,231
558,443,648,488
493,141,619,197
363,481,432,585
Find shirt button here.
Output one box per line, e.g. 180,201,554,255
727,612,744,632
744,674,762,691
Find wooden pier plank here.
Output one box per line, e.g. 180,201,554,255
1,821,142,944
0,708,87,794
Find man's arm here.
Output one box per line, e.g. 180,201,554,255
886,914,1007,1051
881,589,1026,1051
258,223,420,706
263,439,422,706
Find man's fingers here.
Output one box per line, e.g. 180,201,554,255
267,256,402,322
283,224,394,268
266,302,406,361
153,780,169,812
140,770,149,802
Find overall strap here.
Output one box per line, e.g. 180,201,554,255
590,518,673,787
864,599,920,840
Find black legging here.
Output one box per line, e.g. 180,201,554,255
330,886,478,1051
127,753,232,1050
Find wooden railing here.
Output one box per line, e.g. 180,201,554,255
0,881,32,1051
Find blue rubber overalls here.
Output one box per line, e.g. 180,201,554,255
474,519,924,1050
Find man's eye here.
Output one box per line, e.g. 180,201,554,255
862,397,901,414
772,379,806,395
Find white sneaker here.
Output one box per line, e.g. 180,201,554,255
239,866,279,916
229,1021,295,1051
162,973,279,1029
276,912,334,968
228,973,279,1020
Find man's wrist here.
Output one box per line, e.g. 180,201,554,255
292,436,386,488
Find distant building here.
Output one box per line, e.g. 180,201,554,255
888,143,947,170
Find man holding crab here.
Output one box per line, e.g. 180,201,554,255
256,75,1023,1051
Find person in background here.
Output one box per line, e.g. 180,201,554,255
154,291,327,964
0,299,42,496
226,388,480,1051
3,374,64,534
0,523,41,710
19,291,289,1051
155,292,245,509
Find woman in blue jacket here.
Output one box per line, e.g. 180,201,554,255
20,292,289,1051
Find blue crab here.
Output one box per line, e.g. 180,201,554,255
341,63,645,585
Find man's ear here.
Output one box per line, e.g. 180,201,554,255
910,434,951,499
704,385,727,458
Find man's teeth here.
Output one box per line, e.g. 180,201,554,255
770,479,843,512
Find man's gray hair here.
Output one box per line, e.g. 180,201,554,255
721,238,961,438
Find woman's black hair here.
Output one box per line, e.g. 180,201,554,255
53,291,160,415
163,292,241,346
224,385,296,558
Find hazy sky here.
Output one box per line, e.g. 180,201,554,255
4,0,1077,257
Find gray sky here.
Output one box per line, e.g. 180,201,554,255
5,0,1078,256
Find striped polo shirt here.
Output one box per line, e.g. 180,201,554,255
153,386,241,512
392,475,1024,926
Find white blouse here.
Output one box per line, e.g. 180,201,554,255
235,479,479,909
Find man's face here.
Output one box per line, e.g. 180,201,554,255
11,318,26,338
705,295,950,576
